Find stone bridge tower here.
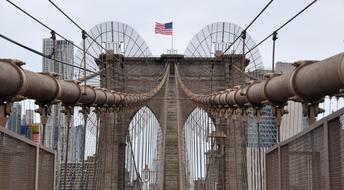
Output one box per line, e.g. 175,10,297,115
95,53,249,190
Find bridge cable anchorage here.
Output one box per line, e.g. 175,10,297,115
6,0,99,62
0,33,97,74
223,0,275,55
245,0,318,56
48,0,122,64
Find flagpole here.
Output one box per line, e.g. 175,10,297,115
171,34,174,53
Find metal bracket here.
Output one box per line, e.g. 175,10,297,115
62,106,74,128
80,106,91,122
302,102,322,125
35,104,52,126
0,102,13,128
254,108,262,124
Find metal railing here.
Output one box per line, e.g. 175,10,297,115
266,108,344,190
0,127,55,190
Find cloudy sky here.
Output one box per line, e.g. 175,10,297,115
1,0,343,72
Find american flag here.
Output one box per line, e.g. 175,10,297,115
155,22,173,35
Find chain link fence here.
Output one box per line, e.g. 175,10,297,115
0,127,55,190
266,108,344,190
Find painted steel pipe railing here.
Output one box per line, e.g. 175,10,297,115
176,53,344,108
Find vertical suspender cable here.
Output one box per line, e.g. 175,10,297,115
142,110,145,171
145,110,148,167
196,121,199,180
142,112,146,175
189,121,191,181
194,122,197,181
80,107,89,189
134,113,138,180
272,31,278,73
192,123,195,181
131,120,135,182
233,117,238,189
149,114,153,172
198,116,201,180
200,111,204,179
257,116,263,190
137,112,141,178
94,109,100,187
241,30,247,71
201,113,204,181
63,107,72,190
82,30,87,94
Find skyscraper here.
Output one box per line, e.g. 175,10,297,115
73,124,85,161
42,39,74,80
23,109,35,125
6,102,22,133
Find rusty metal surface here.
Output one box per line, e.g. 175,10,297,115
266,108,344,190
0,127,55,190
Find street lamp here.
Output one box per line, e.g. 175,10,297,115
142,164,151,183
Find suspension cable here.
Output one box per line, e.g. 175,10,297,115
223,0,275,54
0,32,97,74
6,0,99,61
245,0,318,55
48,0,122,63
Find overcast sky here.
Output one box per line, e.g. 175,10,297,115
1,0,343,72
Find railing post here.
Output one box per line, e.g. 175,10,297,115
35,141,40,190
278,146,282,190
53,150,56,190
323,120,330,189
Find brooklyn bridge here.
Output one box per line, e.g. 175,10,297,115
0,0,343,190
